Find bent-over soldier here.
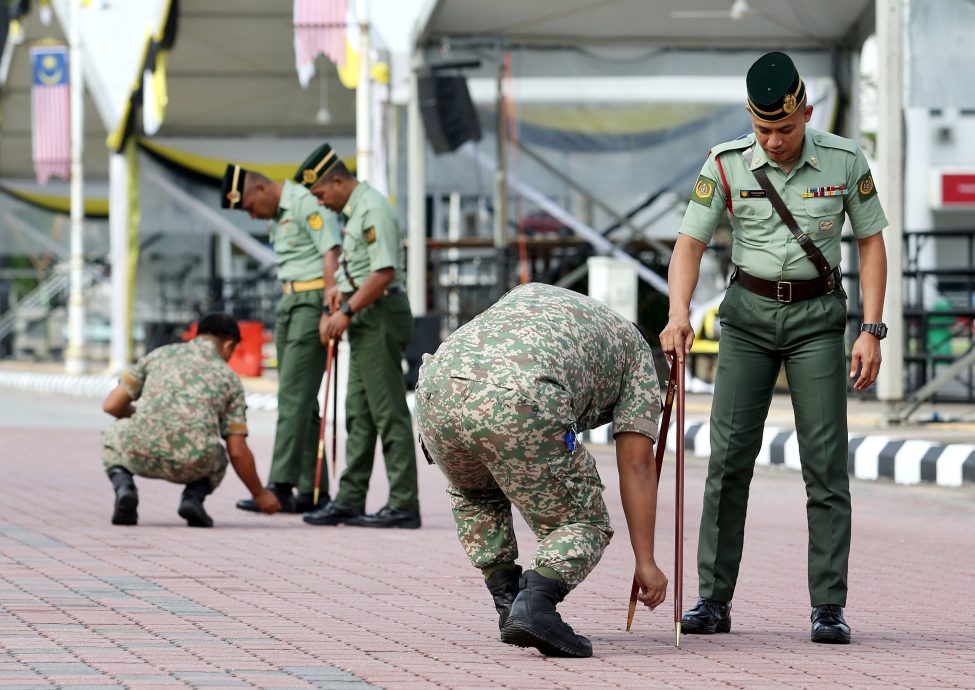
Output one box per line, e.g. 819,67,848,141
101,313,281,527
415,283,668,658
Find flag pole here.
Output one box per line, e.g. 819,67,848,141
65,0,86,375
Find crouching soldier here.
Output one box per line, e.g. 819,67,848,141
100,313,281,527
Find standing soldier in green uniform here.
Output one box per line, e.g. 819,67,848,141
101,313,281,527
660,52,889,644
220,164,343,513
294,144,420,529
415,283,668,658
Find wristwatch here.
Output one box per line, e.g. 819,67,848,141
340,301,354,317
860,322,888,340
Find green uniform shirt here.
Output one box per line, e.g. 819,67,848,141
680,127,888,281
115,338,248,463
335,181,406,292
272,180,342,282
420,283,662,441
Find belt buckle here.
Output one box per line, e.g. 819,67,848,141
776,281,792,303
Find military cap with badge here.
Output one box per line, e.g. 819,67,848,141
746,51,806,123
221,163,251,210
294,143,341,189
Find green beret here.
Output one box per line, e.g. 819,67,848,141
220,164,249,210
294,143,339,188
746,51,806,122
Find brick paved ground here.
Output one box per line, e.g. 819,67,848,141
1,389,974,689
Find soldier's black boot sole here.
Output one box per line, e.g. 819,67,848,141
681,617,732,634
111,487,138,526
501,617,593,658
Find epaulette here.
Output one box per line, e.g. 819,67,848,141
809,129,857,155
710,134,754,158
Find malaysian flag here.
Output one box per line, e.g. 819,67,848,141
31,44,70,185
294,0,348,88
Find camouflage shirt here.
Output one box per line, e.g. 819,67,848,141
421,283,662,441
114,338,248,463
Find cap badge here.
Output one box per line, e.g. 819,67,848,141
303,169,318,185
782,93,797,115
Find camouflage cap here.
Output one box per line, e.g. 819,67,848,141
220,164,250,210
746,51,806,122
294,143,339,188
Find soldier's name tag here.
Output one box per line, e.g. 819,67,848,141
739,190,767,198
364,226,377,244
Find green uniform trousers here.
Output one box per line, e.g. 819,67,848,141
335,292,419,511
270,290,329,496
699,280,851,607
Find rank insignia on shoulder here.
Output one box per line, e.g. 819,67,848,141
740,189,767,198
857,172,877,201
307,212,324,231
364,226,377,244
691,175,717,207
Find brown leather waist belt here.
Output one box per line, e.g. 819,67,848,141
281,278,325,295
734,267,840,304
341,285,405,300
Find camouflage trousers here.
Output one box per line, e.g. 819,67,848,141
415,376,613,589
101,424,229,490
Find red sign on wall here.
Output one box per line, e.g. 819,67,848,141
942,174,975,206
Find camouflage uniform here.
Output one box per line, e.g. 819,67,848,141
415,283,662,588
101,338,248,489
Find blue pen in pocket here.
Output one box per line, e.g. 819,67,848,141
563,422,578,453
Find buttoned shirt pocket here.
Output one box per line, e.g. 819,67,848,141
732,198,774,248
802,197,844,235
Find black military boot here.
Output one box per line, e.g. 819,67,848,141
236,483,296,513
485,565,522,630
681,597,732,634
811,604,851,644
500,570,592,658
107,466,138,526
178,478,214,528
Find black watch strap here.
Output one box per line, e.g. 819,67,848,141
860,322,887,340
340,301,354,316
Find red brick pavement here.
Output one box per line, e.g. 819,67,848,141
1,394,975,689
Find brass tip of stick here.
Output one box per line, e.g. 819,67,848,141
313,488,320,505
675,621,682,648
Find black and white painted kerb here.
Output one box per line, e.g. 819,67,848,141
664,420,975,488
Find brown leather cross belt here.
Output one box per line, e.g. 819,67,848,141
735,267,840,304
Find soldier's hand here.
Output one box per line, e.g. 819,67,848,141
659,317,695,363
326,287,342,314
850,332,882,391
323,312,350,341
254,489,281,514
635,560,668,610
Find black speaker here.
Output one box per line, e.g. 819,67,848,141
418,74,482,154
